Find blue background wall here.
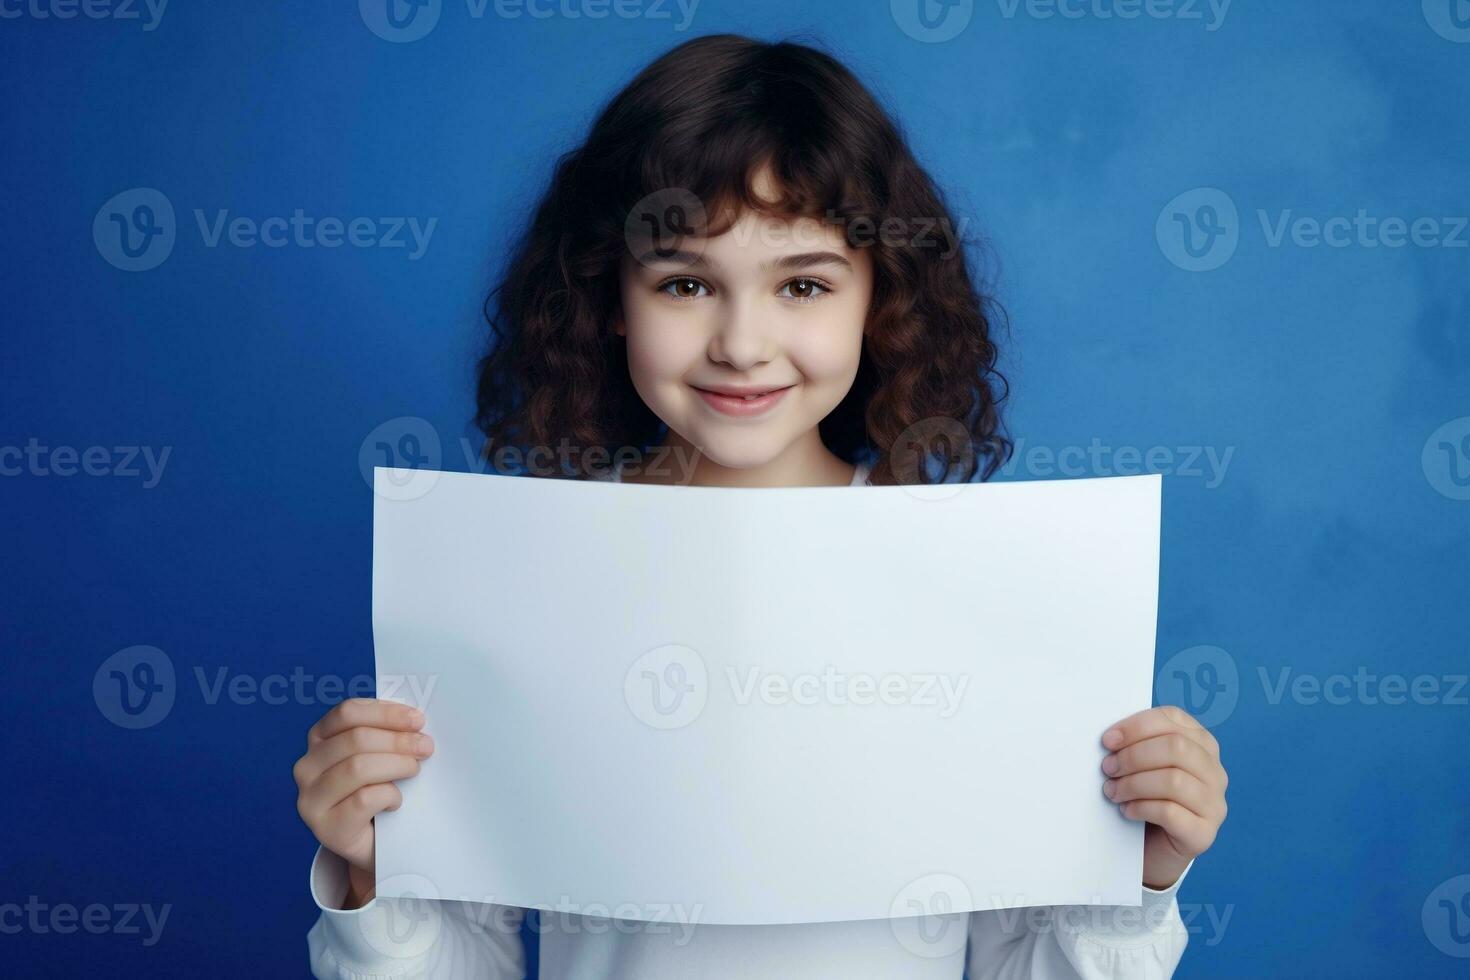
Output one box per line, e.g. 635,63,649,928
4,1,1468,975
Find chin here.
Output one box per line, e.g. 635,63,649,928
674,421,792,471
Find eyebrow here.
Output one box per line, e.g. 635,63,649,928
633,249,853,273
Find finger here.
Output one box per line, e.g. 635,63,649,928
309,698,424,746
320,782,405,844
295,727,434,786
1118,798,1217,854
1103,731,1218,785
1104,767,1217,820
1103,705,1218,758
301,753,422,817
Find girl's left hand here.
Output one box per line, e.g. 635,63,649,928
1100,705,1228,890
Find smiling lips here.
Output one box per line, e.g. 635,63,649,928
691,383,796,417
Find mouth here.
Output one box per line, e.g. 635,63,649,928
690,383,796,418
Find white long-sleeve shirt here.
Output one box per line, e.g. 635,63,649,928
308,457,1196,978
307,846,1194,979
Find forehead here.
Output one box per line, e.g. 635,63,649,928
631,207,856,277
711,209,848,251
705,161,846,257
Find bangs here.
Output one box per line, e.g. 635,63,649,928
590,36,883,252
645,141,860,242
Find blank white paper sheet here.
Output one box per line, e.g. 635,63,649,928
371,467,1162,925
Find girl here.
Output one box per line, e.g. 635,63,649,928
294,33,1228,979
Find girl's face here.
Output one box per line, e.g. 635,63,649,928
616,189,874,482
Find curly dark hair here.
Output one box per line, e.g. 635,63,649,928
475,33,1011,485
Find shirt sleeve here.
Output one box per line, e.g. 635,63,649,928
963,858,1196,980
306,845,528,980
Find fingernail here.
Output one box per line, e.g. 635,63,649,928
1102,754,1119,775
417,734,435,755
408,707,425,725
1102,728,1123,749
1103,778,1117,798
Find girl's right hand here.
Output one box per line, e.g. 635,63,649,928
293,698,435,905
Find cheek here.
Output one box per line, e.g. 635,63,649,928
789,303,865,385
621,298,704,386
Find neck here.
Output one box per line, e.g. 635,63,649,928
623,428,856,487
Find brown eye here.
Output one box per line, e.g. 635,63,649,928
779,278,831,304
659,277,709,301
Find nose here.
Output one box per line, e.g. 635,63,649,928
706,293,776,371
